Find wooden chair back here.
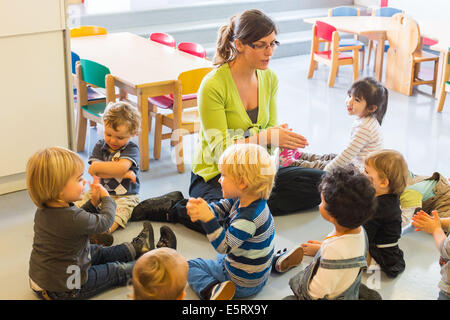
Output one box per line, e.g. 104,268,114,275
385,13,420,94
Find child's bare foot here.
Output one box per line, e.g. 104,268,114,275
301,240,322,256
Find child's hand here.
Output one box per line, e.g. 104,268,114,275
122,170,136,183
301,240,322,256
412,210,441,234
90,176,109,207
186,198,214,223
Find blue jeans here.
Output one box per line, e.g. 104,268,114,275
34,243,136,300
188,253,267,299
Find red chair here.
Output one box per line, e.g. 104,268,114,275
307,21,361,87
178,42,207,59
149,32,176,48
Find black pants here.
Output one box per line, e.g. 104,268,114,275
172,167,324,234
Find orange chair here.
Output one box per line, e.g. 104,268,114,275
178,42,207,59
149,32,176,48
436,48,450,112
153,67,213,173
307,21,361,87
70,25,107,38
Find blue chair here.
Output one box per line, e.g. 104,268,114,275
367,7,403,68
71,51,106,104
329,6,365,71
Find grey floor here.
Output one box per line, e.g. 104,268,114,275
1,54,449,300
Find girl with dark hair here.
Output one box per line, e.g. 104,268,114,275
281,77,389,173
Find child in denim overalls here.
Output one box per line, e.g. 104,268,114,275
285,165,380,300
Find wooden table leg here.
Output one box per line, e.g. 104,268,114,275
374,33,386,82
434,50,445,99
138,93,149,171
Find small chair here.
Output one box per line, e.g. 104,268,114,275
178,42,207,59
70,25,107,38
149,32,176,48
153,67,213,173
307,21,361,87
436,48,450,112
385,13,439,96
329,6,365,71
71,51,105,104
366,7,403,68
75,59,117,152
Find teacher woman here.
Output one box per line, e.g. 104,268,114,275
131,9,324,232
189,9,324,215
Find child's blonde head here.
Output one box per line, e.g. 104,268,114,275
131,248,188,300
365,149,409,196
103,101,141,136
26,147,84,208
218,144,276,199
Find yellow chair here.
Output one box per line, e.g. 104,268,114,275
437,48,450,112
153,67,213,173
70,26,107,38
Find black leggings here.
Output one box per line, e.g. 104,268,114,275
172,167,324,234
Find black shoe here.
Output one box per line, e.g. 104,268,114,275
156,226,177,250
272,245,304,273
359,283,382,300
131,222,155,258
130,191,184,222
89,232,114,247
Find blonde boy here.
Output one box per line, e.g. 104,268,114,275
186,144,276,300
79,101,142,239
131,247,189,300
27,147,153,300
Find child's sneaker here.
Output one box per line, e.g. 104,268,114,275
156,226,177,250
210,281,236,300
131,221,155,258
272,245,304,273
89,232,114,247
279,148,302,167
359,283,382,300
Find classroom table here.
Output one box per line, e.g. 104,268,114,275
71,32,212,171
304,16,392,82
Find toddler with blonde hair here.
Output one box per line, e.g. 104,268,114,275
27,146,154,300
363,149,409,278
185,143,279,300
131,247,188,300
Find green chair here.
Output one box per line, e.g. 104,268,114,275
437,48,450,112
75,59,116,152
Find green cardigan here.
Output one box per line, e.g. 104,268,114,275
192,63,279,181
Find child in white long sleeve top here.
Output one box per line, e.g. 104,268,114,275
279,77,387,172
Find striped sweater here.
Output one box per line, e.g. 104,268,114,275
324,115,382,173
201,198,275,288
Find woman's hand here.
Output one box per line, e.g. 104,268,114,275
268,124,309,149
186,198,215,223
301,240,322,256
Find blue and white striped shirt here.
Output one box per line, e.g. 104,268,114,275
201,198,275,288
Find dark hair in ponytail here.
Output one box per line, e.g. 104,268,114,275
348,77,388,125
213,9,278,66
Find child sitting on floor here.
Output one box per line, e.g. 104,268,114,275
363,149,410,278
27,147,154,300
131,247,189,300
186,143,281,300
280,77,387,173
412,210,450,300
287,165,379,300
77,101,142,246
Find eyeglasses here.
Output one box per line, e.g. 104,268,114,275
247,40,280,51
